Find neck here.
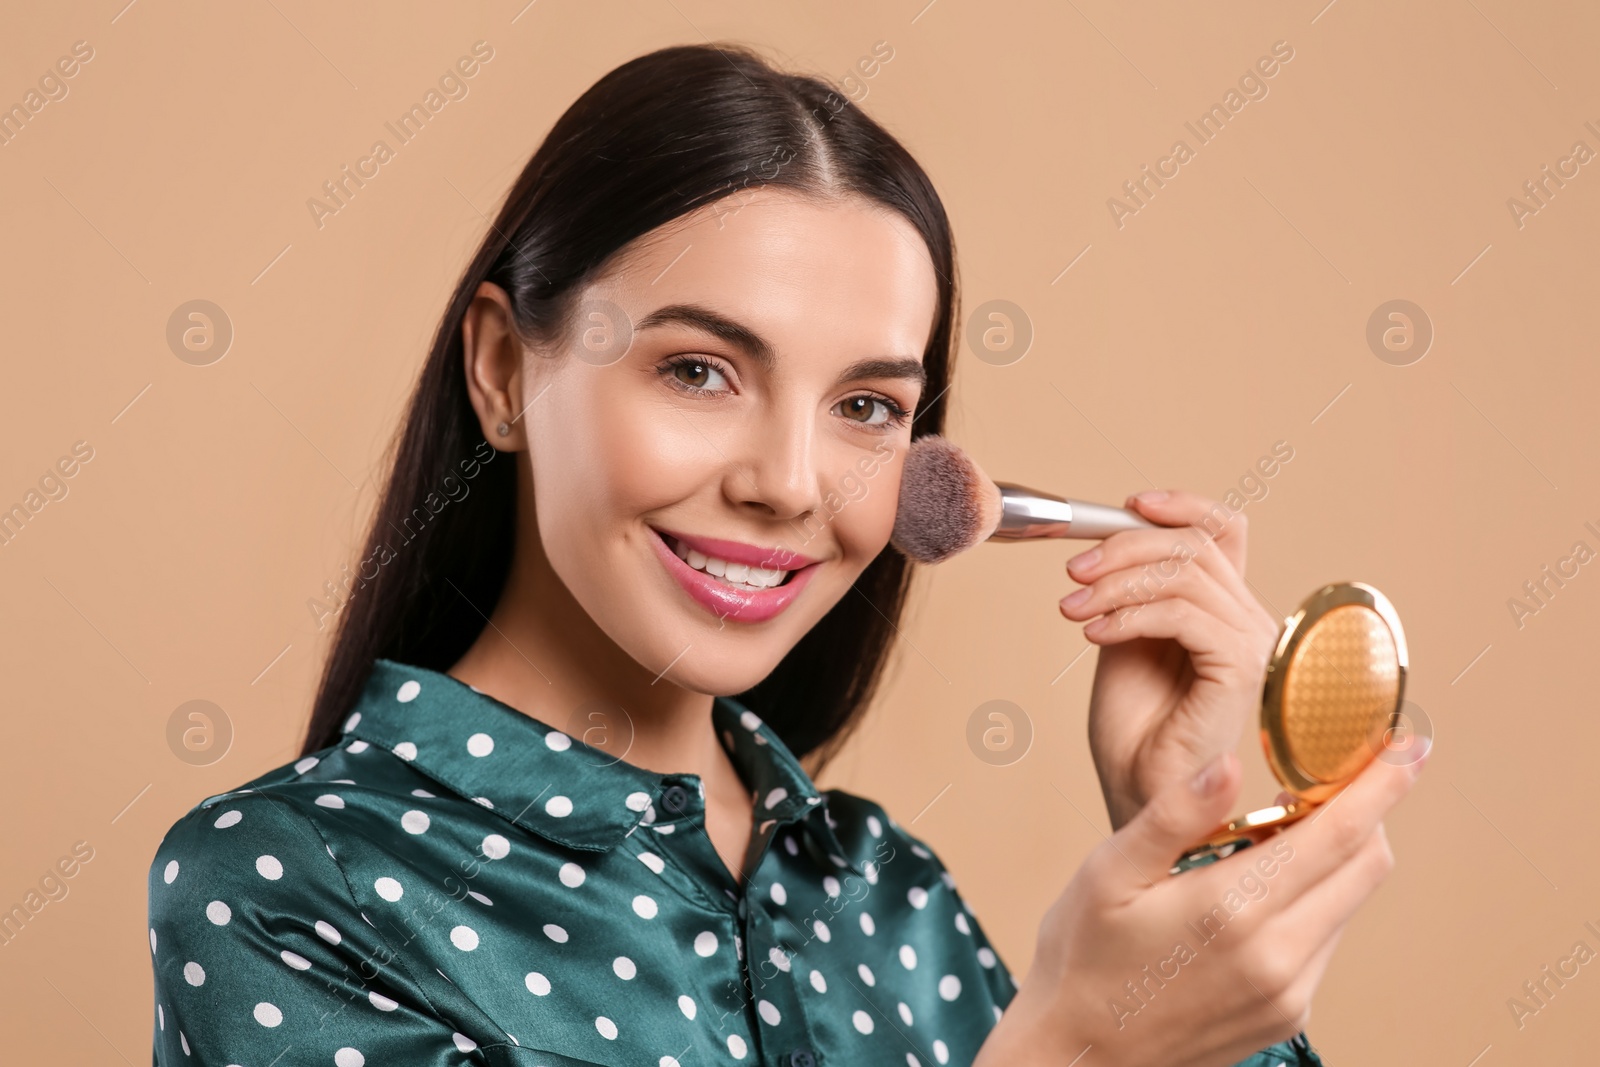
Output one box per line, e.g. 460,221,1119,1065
446,513,731,789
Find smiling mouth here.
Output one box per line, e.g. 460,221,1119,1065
656,531,800,590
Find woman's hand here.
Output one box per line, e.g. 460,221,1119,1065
1059,490,1283,831
972,740,1429,1067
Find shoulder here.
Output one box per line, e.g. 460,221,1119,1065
146,734,435,906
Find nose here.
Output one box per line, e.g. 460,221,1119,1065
724,407,824,523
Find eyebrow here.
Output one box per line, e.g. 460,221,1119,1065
635,303,927,393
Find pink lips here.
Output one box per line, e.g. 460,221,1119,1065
647,526,823,623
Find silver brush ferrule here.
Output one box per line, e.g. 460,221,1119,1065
991,482,1157,542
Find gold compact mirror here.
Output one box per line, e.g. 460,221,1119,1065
1174,581,1408,871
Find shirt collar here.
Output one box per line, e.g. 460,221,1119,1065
344,658,866,877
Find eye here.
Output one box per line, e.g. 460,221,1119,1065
661,356,731,394
835,395,911,429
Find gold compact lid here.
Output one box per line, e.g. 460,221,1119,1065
1261,582,1407,803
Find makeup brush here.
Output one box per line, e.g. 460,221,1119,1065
891,434,1157,564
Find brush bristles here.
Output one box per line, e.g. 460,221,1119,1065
891,434,1003,564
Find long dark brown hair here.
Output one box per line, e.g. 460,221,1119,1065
300,42,959,774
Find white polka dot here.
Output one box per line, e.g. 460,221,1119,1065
473,796,494,808
613,956,636,979
740,710,762,731
374,877,403,901
898,1001,914,1024
256,856,283,880
179,1032,189,1055
559,862,585,887
770,882,787,905
468,891,492,906
811,919,831,942
452,1033,477,1053
908,886,929,909
253,1002,283,1027
163,860,179,884
281,950,311,971
400,810,430,834
525,971,551,996
866,814,883,837
294,756,319,774
205,900,230,925
315,920,341,944
315,794,345,809
638,852,665,874
545,731,572,751
757,999,780,1026
783,835,799,856
769,946,791,972
546,795,573,817
977,946,997,967
343,712,362,732
450,925,479,951
596,1016,617,1040
397,680,421,702
625,791,651,811
938,974,962,1000
900,944,918,969
810,968,827,992
954,912,971,934
157,1004,163,1029
728,1034,748,1058
864,861,879,885
633,895,658,919
859,962,876,986
933,1038,950,1063
852,1009,874,1034
347,739,369,753
410,788,434,798
822,875,840,898
543,923,568,943
693,930,717,956
678,994,696,1019
860,912,876,936
183,961,205,986
393,742,417,761
661,1059,681,1067
763,787,788,809
213,810,242,829
149,928,158,953
466,732,494,757
336,1047,365,1067
481,834,510,860
369,991,398,1012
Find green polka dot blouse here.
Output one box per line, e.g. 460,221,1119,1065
147,658,1325,1066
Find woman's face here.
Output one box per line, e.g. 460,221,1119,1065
514,188,940,696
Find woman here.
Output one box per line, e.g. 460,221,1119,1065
147,43,1422,1067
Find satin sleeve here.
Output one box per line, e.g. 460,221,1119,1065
147,792,492,1066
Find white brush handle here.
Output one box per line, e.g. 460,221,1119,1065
990,481,1157,541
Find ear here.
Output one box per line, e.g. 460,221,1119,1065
461,281,529,450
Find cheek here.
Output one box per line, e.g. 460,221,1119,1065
822,451,901,567
526,367,712,555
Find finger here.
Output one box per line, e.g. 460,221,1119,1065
1262,737,1426,905
1067,521,1253,606
1061,552,1258,635
1124,489,1249,574
1091,750,1243,899
1077,599,1246,675
1262,823,1393,968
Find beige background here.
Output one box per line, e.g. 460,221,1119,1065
2,1,1597,1062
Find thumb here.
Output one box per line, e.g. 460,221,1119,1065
1106,751,1243,889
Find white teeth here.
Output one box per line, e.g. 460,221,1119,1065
671,537,790,590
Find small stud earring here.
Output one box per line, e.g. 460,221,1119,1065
496,421,510,437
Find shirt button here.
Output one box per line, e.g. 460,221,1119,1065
787,1048,815,1067
661,784,690,814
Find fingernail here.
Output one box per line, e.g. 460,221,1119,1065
1135,490,1168,505
1191,753,1229,795
1062,586,1092,609
1409,735,1432,777
1068,548,1100,574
